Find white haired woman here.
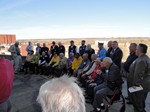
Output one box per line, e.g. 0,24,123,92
37,76,86,112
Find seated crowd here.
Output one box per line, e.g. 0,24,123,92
8,40,150,112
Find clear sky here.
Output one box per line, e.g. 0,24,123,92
0,0,150,39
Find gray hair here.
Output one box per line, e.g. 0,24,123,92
37,76,85,112
103,57,113,64
91,54,97,59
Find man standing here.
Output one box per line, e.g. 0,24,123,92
106,41,113,57
110,41,123,69
129,43,150,112
36,43,41,55
0,56,14,112
58,42,65,55
124,43,138,104
68,40,77,56
8,41,22,74
40,43,49,55
79,40,86,56
26,41,33,55
97,43,106,61
50,41,58,56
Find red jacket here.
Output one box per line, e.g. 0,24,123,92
0,57,14,103
90,65,101,79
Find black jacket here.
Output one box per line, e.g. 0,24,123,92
79,45,86,56
58,45,65,55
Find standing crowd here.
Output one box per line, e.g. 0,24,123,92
1,39,150,112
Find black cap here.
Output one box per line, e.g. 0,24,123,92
98,42,104,45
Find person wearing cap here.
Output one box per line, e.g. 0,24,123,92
97,42,107,61
79,40,86,56
50,41,58,56
129,43,150,112
68,40,77,56
58,42,65,55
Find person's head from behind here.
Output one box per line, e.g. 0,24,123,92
75,53,80,59
129,43,137,53
102,57,113,67
37,76,85,112
82,53,88,60
112,41,118,49
136,43,148,57
91,54,97,61
81,40,85,46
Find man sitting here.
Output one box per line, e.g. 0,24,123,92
24,50,34,74
66,53,74,75
92,57,122,112
72,53,82,76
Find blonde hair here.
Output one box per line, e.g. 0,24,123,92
37,76,85,112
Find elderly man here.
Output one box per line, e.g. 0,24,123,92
129,43,150,112
0,56,14,112
37,76,86,112
85,44,95,61
58,42,65,55
8,41,22,74
92,57,122,112
26,41,33,55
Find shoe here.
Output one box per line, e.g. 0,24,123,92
126,101,133,104
100,103,105,110
90,108,101,112
14,72,18,74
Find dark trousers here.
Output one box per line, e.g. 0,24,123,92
0,99,11,112
93,84,114,108
131,91,148,112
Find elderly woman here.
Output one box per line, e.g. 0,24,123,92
37,76,86,112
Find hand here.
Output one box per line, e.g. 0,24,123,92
96,70,102,75
87,79,94,83
88,76,92,79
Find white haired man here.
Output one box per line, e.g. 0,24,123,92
37,76,86,112
92,57,122,112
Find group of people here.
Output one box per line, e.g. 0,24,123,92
4,39,150,112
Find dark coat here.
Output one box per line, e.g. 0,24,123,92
79,45,86,56
124,52,138,73
68,45,77,55
110,47,123,69
129,55,150,92
102,63,123,90
58,45,65,55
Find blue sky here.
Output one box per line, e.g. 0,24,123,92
0,0,150,39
